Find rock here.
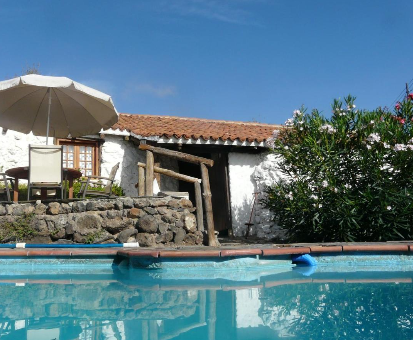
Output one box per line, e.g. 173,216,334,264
72,213,103,243
137,215,158,233
123,197,134,209
22,204,35,215
72,201,86,213
195,230,204,244
117,228,138,243
93,232,115,244
161,214,175,224
181,213,197,233
155,230,173,243
172,211,181,219
183,233,198,245
99,201,114,211
127,208,141,218
133,198,150,208
50,227,66,240
47,202,60,215
107,210,122,219
53,239,74,244
0,205,6,216
9,204,24,216
9,203,33,216
168,200,180,209
104,218,131,234
65,222,74,235
101,238,116,244
114,199,123,210
25,235,52,243
136,233,156,247
98,210,108,219
86,201,97,211
156,207,168,215
126,236,137,243
174,228,186,244
34,203,46,215
31,218,49,236
158,223,169,234
179,198,193,208
144,207,157,215
5,204,14,215
60,203,71,214
175,221,184,228
152,198,169,207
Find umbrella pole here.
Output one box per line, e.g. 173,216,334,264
46,88,51,145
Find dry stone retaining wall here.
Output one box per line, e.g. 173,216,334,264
0,197,202,246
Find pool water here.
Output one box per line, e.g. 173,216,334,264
0,264,412,339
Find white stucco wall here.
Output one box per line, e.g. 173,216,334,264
101,136,179,197
0,130,178,197
0,128,47,176
228,151,286,240
228,152,261,237
236,289,264,328
100,135,144,197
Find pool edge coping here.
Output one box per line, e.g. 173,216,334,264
0,242,411,258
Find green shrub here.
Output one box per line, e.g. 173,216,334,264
0,213,36,242
16,179,124,201
264,95,413,242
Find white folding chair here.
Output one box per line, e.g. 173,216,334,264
0,173,13,201
28,145,63,200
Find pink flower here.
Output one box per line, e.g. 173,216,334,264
400,119,406,124
409,93,413,100
395,103,401,110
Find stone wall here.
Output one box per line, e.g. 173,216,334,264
0,197,202,247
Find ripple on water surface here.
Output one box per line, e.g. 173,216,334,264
0,263,412,339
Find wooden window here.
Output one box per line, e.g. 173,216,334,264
57,139,100,176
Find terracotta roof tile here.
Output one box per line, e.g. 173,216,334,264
111,114,281,144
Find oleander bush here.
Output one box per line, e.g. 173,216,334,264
264,95,413,242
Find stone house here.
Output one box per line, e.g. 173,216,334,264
0,114,284,239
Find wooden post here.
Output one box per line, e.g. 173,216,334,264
138,162,201,183
194,181,204,232
139,144,214,167
200,163,219,246
149,320,158,340
142,320,149,340
199,290,206,323
207,290,217,340
138,166,145,196
146,151,154,196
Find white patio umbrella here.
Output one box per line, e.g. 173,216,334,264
0,74,118,144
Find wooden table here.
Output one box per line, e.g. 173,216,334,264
5,167,82,202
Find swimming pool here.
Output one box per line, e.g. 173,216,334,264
0,255,412,340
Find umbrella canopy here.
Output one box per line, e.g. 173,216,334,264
0,75,118,142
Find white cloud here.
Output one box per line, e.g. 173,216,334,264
155,0,261,25
78,79,116,96
129,83,177,98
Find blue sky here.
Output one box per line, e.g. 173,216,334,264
0,0,412,124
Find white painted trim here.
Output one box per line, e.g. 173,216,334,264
157,136,266,147
101,130,267,148
100,128,131,136
123,242,140,248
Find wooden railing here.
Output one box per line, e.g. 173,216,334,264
138,144,219,246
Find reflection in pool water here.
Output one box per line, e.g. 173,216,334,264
0,266,412,339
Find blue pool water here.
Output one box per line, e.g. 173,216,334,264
0,258,413,339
